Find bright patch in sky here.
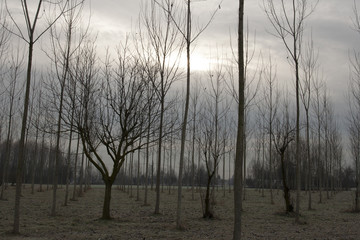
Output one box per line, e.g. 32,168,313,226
178,53,215,72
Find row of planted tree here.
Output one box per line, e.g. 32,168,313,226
1,0,360,238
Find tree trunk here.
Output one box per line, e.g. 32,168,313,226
39,133,45,192
155,85,165,213
203,176,213,218
306,111,312,210
102,181,113,219
71,133,80,200
233,0,245,238
191,113,196,200
13,40,34,234
78,150,85,197
356,152,359,211
64,124,74,206
280,152,292,212
136,138,141,201
144,112,151,205
144,134,150,205
176,0,191,229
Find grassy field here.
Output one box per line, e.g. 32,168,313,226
0,185,359,239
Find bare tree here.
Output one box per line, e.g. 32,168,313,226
72,41,160,219
0,48,24,200
190,81,201,200
4,0,73,233
262,54,279,205
348,0,360,212
198,57,227,218
272,95,295,212
311,76,324,203
300,37,318,210
45,0,85,215
156,0,220,229
30,81,42,195
263,0,318,222
138,0,183,214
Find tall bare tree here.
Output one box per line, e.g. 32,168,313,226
262,54,279,205
300,37,318,210
272,94,295,212
199,57,227,218
152,0,220,228
0,48,23,200
311,76,324,202
46,0,85,215
138,0,183,214
348,0,360,211
263,0,317,222
190,81,201,200
4,0,72,233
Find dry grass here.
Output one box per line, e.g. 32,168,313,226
0,185,359,239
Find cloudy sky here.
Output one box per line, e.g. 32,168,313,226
4,0,359,167
87,0,358,121
7,0,358,119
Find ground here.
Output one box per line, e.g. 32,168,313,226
0,185,359,239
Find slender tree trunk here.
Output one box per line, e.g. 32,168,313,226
269,98,274,205
176,0,191,229
261,130,265,197
243,125,247,201
318,114,322,203
169,131,173,195
39,133,45,192
162,145,166,193
151,150,154,191
144,126,150,205
47,137,53,191
223,138,226,197
64,115,74,206
71,133,80,200
356,153,359,211
31,126,39,194
13,40,34,234
294,42,301,224
191,114,196,200
78,150,85,197
136,138,141,201
228,149,231,193
130,150,134,198
306,111,312,210
233,0,245,238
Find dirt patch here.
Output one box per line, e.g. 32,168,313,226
0,186,359,239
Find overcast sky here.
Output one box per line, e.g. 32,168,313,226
4,0,359,167
86,0,359,122
6,0,357,119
